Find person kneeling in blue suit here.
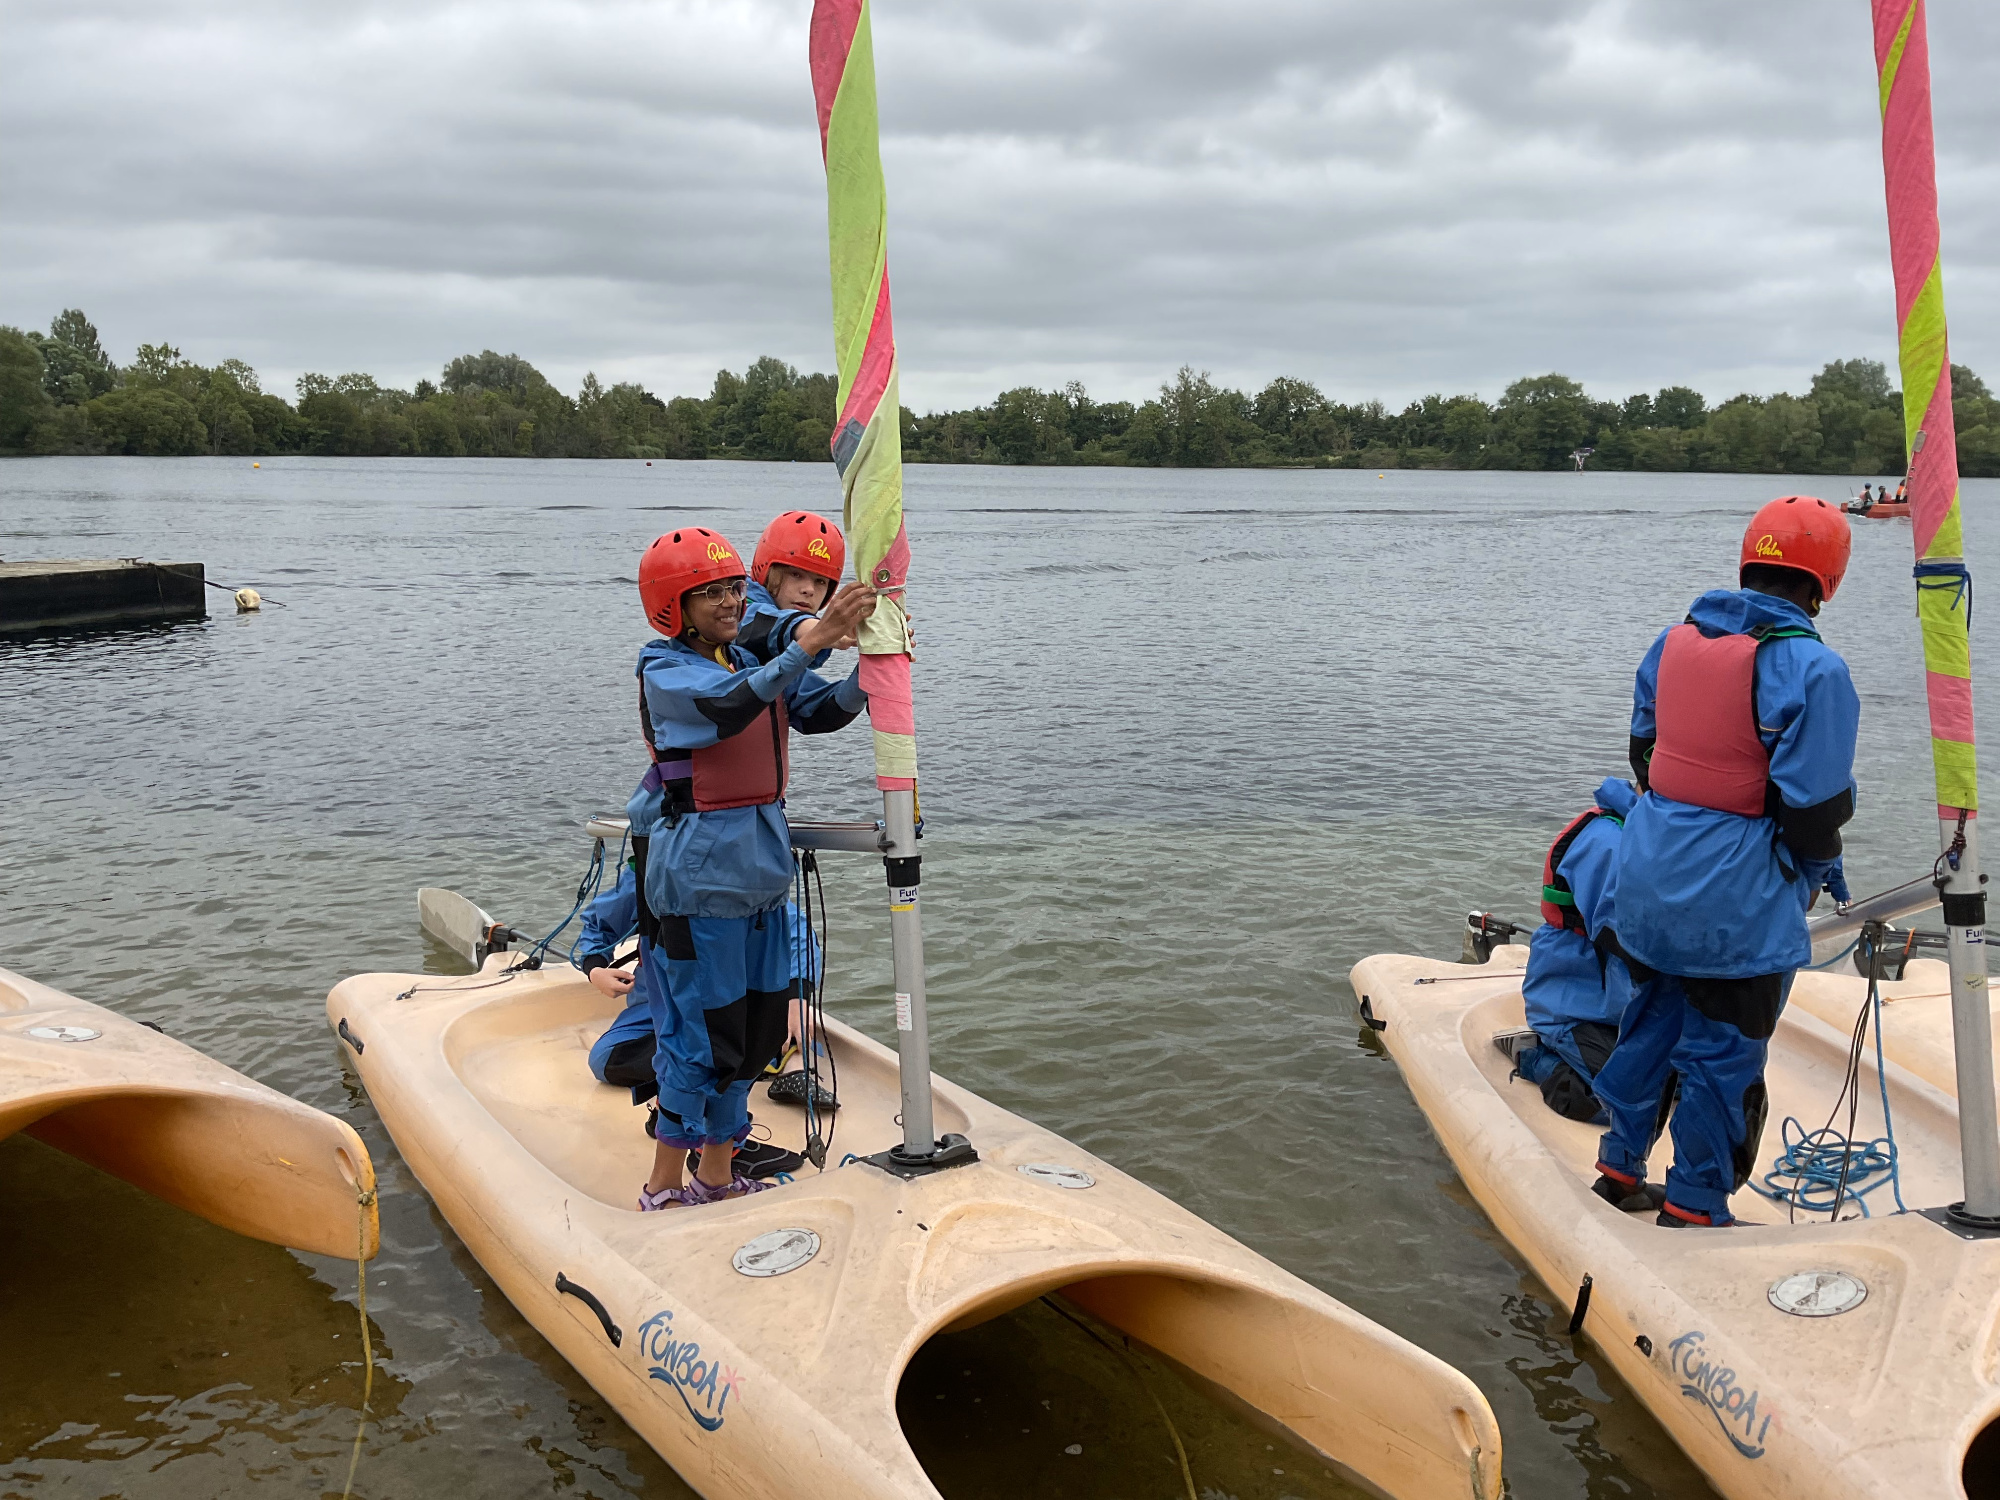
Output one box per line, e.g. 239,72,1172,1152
577,853,818,1180
1508,776,1646,1127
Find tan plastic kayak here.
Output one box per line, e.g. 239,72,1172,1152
2,962,377,1259
1351,944,2000,1500
328,954,1503,1500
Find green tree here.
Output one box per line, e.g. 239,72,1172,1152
1490,373,1591,469
32,309,119,404
128,342,184,385
0,327,54,450
1652,386,1707,429
84,387,208,455
1156,366,1248,466
442,350,551,405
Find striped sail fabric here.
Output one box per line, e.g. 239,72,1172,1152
810,0,915,790
1874,0,1977,818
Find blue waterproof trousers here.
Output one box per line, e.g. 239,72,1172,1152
646,911,793,1149
1593,971,1790,1222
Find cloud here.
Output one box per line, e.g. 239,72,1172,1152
3,0,1996,410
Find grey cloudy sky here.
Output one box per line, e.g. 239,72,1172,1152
4,0,1997,410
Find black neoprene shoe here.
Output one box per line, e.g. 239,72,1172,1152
1591,1173,1666,1213
767,1070,838,1110
686,1137,805,1180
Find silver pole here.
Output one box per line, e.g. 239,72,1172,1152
881,787,934,1158
1937,817,2000,1221
1804,873,1942,947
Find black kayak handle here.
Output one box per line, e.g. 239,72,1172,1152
337,1018,365,1054
556,1272,622,1346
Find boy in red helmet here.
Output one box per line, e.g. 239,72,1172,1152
732,509,852,1092
1591,496,1858,1228
737,509,850,665
627,527,875,1210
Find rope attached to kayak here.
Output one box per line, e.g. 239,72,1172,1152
340,1185,378,1500
1754,927,1907,1219
1040,1297,1198,1500
792,850,838,1168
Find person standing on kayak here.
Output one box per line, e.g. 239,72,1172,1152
1592,496,1858,1229
629,527,875,1210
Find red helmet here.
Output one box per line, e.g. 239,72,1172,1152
1739,495,1852,603
751,510,846,590
638,527,744,636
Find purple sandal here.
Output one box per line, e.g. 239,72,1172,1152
681,1173,771,1205
637,1182,688,1212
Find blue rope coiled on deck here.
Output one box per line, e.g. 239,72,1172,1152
1755,1117,1898,1217
1754,930,1907,1219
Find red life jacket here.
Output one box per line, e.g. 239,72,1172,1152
1647,621,1815,817
638,679,790,813
1540,808,1619,932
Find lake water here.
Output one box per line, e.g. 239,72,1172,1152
2,456,1991,1500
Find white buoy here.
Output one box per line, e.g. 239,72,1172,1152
234,587,262,612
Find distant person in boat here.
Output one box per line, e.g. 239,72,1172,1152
1894,480,1908,504
628,527,875,1210
1591,496,1857,1230
1508,776,1644,1127
577,850,813,1180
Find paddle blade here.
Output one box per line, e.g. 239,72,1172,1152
417,887,496,969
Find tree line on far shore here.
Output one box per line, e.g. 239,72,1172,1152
4,309,1997,477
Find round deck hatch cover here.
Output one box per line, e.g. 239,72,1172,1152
732,1228,820,1278
27,1025,101,1043
1768,1270,1868,1317
1017,1163,1094,1190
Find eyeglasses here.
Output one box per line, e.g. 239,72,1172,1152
686,578,748,606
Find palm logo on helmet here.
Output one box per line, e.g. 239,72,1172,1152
639,528,746,637
751,510,847,587
1739,496,1851,603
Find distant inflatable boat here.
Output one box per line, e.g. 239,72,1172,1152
1845,500,1910,519
2,962,377,1259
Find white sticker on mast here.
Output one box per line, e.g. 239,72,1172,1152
894,992,913,1031
890,886,919,913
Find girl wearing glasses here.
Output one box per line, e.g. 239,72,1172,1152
625,527,876,1210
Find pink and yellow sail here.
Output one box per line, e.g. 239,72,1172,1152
810,0,915,792
1873,0,1976,820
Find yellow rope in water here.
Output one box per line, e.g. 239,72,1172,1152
1042,1298,1198,1500
340,1188,377,1500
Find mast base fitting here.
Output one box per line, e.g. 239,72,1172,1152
862,1134,979,1180
1924,1203,2000,1239
1941,891,1988,927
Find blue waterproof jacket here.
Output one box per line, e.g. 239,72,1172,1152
1523,777,1636,1037
576,864,654,1063
638,635,866,918
1616,588,1858,978
739,580,832,668
577,862,826,1076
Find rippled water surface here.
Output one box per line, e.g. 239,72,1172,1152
3,457,1994,1500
